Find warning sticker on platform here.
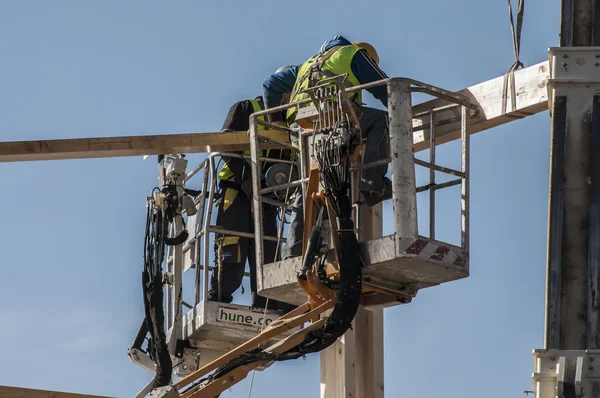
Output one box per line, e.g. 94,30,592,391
216,306,278,328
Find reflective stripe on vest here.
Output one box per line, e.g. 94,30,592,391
218,98,270,182
286,45,362,124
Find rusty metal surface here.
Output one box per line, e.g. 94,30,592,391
546,95,567,349
588,95,600,348
461,105,471,251
546,45,600,350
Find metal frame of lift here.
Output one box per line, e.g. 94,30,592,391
249,77,476,308
131,151,300,397
138,75,477,398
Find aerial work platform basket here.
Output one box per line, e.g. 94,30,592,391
130,152,298,397
131,76,476,398
246,77,475,308
169,153,298,374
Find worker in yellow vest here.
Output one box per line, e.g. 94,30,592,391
262,36,392,259
208,75,296,313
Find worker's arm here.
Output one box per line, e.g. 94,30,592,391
262,66,299,121
220,100,254,187
351,49,390,107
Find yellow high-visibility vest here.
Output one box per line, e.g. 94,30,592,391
286,45,362,124
218,98,269,182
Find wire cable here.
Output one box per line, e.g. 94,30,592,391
247,297,270,398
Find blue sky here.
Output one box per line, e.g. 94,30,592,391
0,1,558,397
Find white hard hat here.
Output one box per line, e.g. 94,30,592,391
275,65,294,73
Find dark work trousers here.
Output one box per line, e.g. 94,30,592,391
208,182,296,313
282,106,389,260
357,106,390,194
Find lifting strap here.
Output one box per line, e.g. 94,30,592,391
501,0,525,115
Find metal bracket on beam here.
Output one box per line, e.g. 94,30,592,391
532,349,600,398
547,47,600,113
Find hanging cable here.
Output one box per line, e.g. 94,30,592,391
142,195,173,388
247,297,270,398
502,0,526,114
140,157,193,389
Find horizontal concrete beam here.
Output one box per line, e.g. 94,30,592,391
0,385,112,398
412,61,550,152
0,62,549,163
0,130,290,163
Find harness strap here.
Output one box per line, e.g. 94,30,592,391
294,46,342,95
308,45,343,87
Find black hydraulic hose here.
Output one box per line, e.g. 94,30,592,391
140,198,173,389
164,228,189,246
185,188,202,197
144,272,173,388
131,319,149,351
137,175,195,391
194,203,364,384
298,205,325,280
187,135,365,393
317,253,339,290
279,217,362,359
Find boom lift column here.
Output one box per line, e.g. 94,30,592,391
319,204,384,398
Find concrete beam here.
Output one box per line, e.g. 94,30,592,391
0,130,290,163
0,62,550,163
412,61,550,152
0,385,112,398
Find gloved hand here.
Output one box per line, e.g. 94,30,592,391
289,122,301,146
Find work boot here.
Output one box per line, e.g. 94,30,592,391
207,291,233,303
359,177,392,207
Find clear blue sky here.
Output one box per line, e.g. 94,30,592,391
0,1,558,397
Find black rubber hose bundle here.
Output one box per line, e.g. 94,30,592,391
141,195,174,388
163,183,189,246
190,202,363,389
298,206,326,280
143,272,173,388
280,217,363,358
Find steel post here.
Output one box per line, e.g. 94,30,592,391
249,116,264,269
387,79,418,250
166,238,174,330
545,95,567,349
194,164,209,305
587,95,600,347
299,131,308,212
171,215,184,349
549,80,592,350
202,156,217,304
461,105,470,251
544,0,598,350
429,111,436,240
